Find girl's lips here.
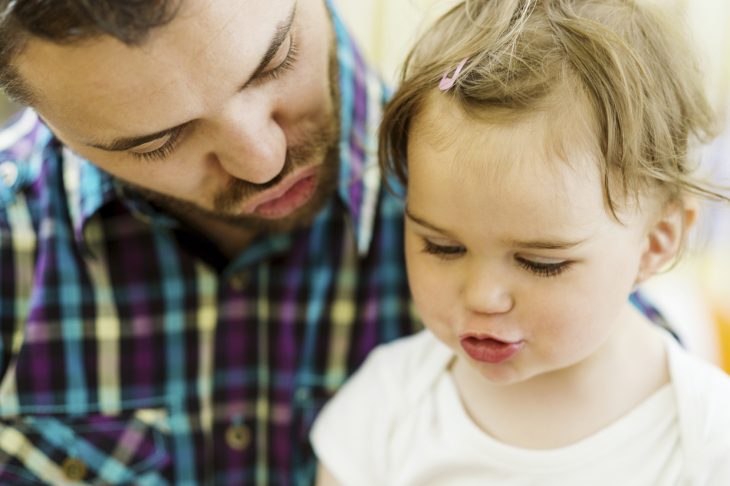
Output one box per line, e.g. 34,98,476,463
459,335,524,364
241,165,320,219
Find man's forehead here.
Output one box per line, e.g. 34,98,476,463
16,0,297,138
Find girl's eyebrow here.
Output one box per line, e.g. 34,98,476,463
405,206,454,236
406,206,586,249
503,238,587,250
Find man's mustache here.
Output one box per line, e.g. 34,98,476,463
213,124,338,211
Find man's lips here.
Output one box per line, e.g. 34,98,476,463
459,333,525,364
240,165,320,218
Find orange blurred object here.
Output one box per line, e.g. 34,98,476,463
715,310,730,374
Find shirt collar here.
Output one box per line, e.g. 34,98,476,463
329,0,388,255
0,110,49,202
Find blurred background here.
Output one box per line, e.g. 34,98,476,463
1,0,729,371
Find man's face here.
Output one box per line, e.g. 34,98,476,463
15,0,339,233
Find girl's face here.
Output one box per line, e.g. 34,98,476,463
405,95,662,386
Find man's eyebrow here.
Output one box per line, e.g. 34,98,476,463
88,123,189,152
87,4,297,153
241,4,297,89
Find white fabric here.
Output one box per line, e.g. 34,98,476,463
311,330,730,486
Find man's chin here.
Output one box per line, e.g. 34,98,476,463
206,199,328,234
136,193,317,235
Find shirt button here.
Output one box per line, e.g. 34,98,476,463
225,424,252,451
0,161,18,188
61,457,87,481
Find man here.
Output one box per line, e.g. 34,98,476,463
0,0,417,484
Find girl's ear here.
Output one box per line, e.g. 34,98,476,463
635,199,697,286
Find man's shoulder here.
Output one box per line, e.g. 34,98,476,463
0,109,47,154
0,109,54,209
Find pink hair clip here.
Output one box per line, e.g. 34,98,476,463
439,58,468,91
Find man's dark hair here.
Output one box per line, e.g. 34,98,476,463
0,0,181,104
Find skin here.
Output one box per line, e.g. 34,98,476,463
13,0,339,255
403,92,689,449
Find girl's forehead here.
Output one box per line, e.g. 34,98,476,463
410,92,601,181
408,92,658,225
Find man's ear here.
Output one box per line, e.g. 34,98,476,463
635,199,697,286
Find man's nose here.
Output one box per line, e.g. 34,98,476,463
207,101,287,184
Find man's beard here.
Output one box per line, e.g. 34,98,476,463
122,43,342,236
124,122,340,235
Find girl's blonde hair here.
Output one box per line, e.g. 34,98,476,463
380,0,724,217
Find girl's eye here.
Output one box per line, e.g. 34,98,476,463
129,129,183,162
516,257,571,278
258,34,299,82
422,239,465,260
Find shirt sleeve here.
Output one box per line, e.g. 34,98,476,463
310,345,399,486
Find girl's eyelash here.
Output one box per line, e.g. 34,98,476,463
260,36,300,82
129,129,183,162
421,238,572,277
422,239,465,260
516,258,571,278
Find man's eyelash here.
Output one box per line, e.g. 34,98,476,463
516,258,571,278
129,129,183,162
260,37,299,82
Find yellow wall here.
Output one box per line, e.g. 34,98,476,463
332,0,458,82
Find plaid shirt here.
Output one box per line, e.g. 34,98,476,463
0,5,419,485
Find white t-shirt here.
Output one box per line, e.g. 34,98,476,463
311,330,730,486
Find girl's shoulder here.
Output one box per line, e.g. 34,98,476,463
665,333,730,477
666,334,730,407
311,329,454,443
352,330,454,405
309,331,454,484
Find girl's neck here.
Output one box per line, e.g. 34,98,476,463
451,307,669,449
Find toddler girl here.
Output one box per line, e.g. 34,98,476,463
312,0,730,484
